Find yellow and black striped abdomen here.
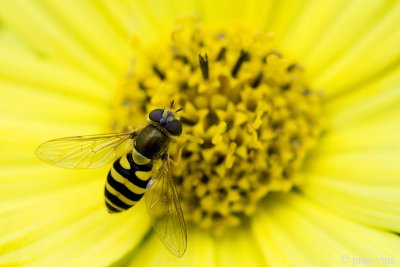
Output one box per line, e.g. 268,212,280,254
104,150,153,213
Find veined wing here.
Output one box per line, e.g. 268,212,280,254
35,131,135,169
145,157,187,258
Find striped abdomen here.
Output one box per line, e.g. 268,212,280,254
105,150,153,213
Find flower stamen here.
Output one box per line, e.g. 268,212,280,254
231,49,250,78
199,53,209,80
152,65,166,80
251,73,263,88
216,47,227,61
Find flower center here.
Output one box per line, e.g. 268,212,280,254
113,22,321,235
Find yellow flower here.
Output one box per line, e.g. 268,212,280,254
1,1,399,267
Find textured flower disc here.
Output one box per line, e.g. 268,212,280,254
114,21,322,235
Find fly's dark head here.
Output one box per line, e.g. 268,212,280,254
148,107,183,138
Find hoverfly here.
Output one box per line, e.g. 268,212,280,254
35,101,187,257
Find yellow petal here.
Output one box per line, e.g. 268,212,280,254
201,0,274,29
218,227,266,267
316,115,400,154
304,1,393,78
312,2,400,97
252,193,400,267
252,197,327,266
0,82,109,124
0,1,115,84
127,227,216,267
279,0,349,59
302,142,400,232
0,179,150,265
268,0,309,41
41,0,131,74
0,42,111,103
302,176,400,232
305,152,400,185
0,54,111,105
324,66,400,128
125,0,181,45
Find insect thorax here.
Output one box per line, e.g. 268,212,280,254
134,124,170,159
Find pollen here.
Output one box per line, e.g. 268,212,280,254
113,21,322,235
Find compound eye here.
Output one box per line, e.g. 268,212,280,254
165,119,182,136
149,109,164,124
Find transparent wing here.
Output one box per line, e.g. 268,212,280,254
35,131,135,169
145,156,187,258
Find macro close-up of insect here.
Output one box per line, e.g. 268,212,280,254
35,101,187,258
2,1,400,266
